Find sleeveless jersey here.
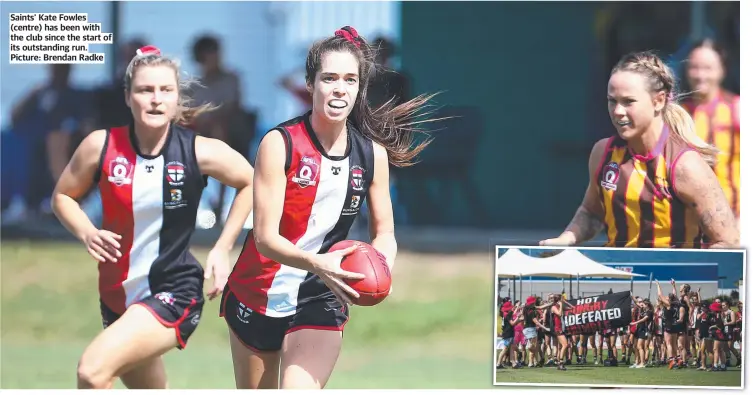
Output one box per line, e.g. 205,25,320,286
596,126,703,248
682,91,740,217
501,311,515,339
228,113,375,317
663,305,676,327
523,307,536,328
680,301,690,325
553,310,563,333
95,124,206,315
723,310,734,335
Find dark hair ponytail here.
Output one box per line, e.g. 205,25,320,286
305,26,442,167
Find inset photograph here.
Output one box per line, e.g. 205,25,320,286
493,246,744,389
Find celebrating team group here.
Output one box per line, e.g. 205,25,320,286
497,281,742,372
49,23,740,389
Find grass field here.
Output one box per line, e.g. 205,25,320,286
0,240,495,389
494,351,742,388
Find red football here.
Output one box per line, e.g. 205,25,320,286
329,240,391,306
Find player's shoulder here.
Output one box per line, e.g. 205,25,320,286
80,129,109,153
370,140,388,160
591,137,614,153
587,137,614,167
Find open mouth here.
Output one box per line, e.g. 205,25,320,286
616,120,631,127
328,99,347,109
146,109,164,115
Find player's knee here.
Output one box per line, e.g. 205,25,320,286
281,373,322,390
77,360,111,389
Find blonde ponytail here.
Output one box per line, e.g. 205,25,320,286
663,102,719,166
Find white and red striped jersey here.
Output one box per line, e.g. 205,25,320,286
228,113,375,317
96,125,206,315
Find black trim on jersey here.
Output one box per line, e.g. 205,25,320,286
274,116,302,173
129,122,174,160
278,128,293,172
190,132,209,187
302,110,352,161
93,129,111,185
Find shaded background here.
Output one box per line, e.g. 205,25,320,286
0,0,742,389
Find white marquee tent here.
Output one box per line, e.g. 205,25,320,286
496,248,645,279
496,248,645,301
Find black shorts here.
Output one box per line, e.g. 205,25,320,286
100,290,203,350
635,329,649,340
221,286,349,352
710,328,726,341
665,324,683,334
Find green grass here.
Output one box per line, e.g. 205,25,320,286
494,350,741,388
0,240,495,389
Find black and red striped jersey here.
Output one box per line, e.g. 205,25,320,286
228,112,375,317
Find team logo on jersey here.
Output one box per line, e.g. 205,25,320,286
165,188,187,209
237,302,253,324
600,162,620,191
166,161,185,186
107,156,134,186
155,292,175,305
292,156,319,188
350,166,365,191
341,195,363,216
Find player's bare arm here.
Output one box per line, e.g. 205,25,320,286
51,129,106,238
51,129,122,262
672,150,740,248
195,136,254,251
367,142,397,270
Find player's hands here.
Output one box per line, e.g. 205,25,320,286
205,247,230,300
312,245,365,306
83,229,122,263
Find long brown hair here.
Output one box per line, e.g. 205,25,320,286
305,26,441,167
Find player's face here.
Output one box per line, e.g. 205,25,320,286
126,65,179,129
686,46,724,97
309,51,360,124
607,71,666,140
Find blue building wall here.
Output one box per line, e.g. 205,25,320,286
498,247,744,288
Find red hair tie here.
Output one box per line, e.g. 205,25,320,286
335,27,361,48
136,45,161,56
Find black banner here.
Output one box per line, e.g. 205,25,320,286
562,291,632,335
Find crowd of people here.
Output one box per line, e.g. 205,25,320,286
496,280,743,372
